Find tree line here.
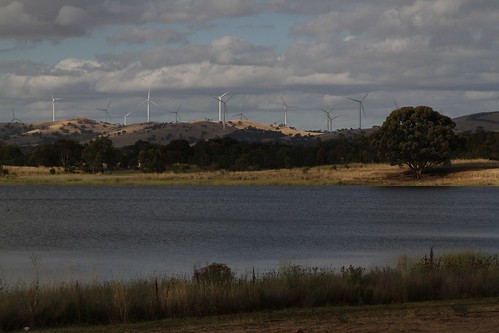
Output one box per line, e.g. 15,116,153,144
0,129,497,173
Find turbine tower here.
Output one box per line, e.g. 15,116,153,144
124,111,132,125
51,95,61,122
213,94,232,129
280,97,297,127
346,91,370,129
97,101,111,122
216,91,229,122
142,89,158,123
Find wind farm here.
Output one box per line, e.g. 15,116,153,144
2,3,499,333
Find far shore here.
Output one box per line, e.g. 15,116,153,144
1,159,498,186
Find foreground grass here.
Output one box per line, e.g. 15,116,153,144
1,251,499,331
37,298,499,333
2,159,499,186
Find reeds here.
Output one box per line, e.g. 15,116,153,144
1,251,499,331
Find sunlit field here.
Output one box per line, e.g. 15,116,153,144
1,159,498,186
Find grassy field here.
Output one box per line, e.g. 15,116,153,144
1,159,498,186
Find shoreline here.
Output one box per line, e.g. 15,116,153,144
2,251,499,332
1,159,498,186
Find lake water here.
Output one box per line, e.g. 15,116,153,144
1,185,498,284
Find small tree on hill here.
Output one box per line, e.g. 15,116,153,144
370,106,455,179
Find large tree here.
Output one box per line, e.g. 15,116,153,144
371,106,455,179
82,136,120,173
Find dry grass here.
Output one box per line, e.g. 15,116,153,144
2,159,498,186
36,299,499,333
2,252,499,332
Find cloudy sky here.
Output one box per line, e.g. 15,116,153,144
0,0,498,130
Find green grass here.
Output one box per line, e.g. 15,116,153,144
1,251,499,331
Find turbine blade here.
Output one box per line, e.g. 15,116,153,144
151,100,159,107
281,96,288,108
361,91,370,102
361,103,367,118
346,97,361,103
177,104,182,112
221,91,229,98
225,95,234,102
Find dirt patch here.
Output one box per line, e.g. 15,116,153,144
164,301,499,333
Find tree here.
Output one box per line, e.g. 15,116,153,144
54,139,83,171
0,144,25,166
82,137,120,173
371,106,455,179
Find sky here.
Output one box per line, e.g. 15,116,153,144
0,0,498,130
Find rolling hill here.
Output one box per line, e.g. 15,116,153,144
0,112,497,148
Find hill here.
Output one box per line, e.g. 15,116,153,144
0,117,322,148
0,112,497,147
452,111,499,133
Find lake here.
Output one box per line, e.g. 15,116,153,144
1,185,498,284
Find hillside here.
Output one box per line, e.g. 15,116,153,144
0,117,322,148
0,112,498,147
453,111,499,133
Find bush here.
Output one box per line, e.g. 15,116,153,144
193,263,234,286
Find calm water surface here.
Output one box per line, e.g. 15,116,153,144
1,185,498,284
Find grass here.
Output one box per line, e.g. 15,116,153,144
33,298,499,333
1,159,498,186
1,251,499,331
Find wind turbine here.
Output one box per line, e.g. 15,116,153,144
320,106,341,132
142,89,158,123
346,91,370,129
171,105,182,123
216,91,230,122
96,101,111,122
213,94,232,129
51,95,61,122
234,112,248,121
280,97,297,127
123,111,132,125
10,109,21,123
393,98,399,109
235,97,248,121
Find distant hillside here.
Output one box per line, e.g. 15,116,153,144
0,117,320,148
0,112,497,147
452,111,499,133
0,118,121,147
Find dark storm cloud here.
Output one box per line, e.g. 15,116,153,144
0,0,258,41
